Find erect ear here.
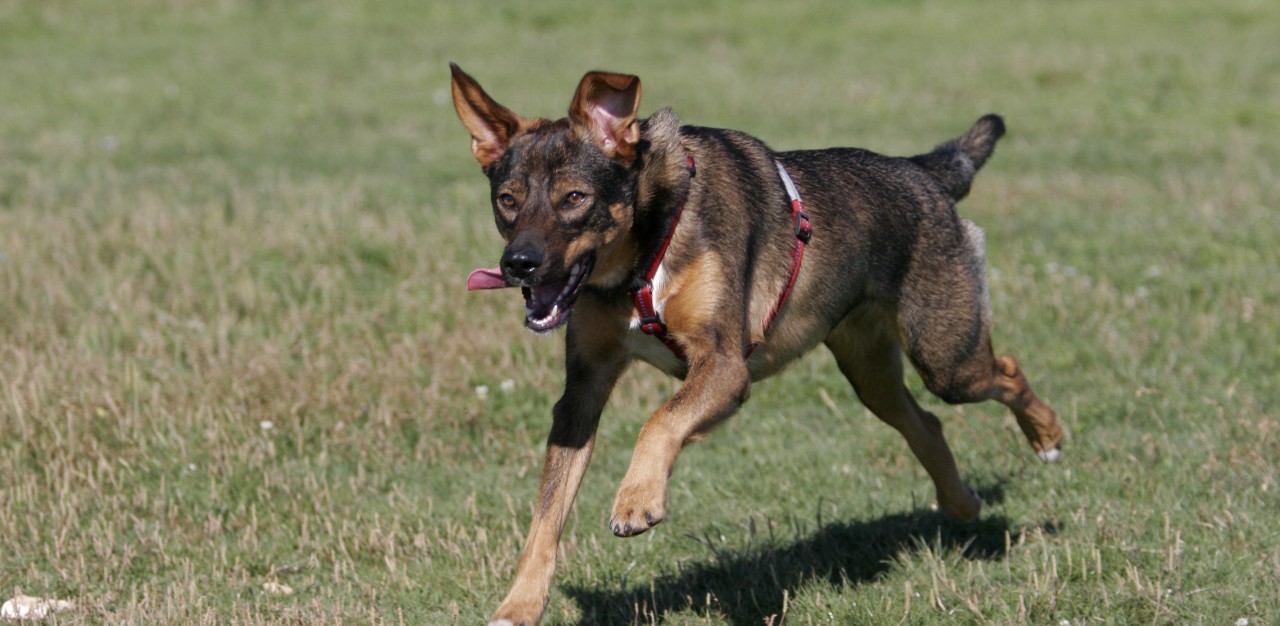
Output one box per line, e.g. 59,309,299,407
450,63,522,168
568,71,642,162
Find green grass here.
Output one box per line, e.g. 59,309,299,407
1,0,1277,624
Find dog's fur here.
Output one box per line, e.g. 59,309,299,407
450,63,1063,626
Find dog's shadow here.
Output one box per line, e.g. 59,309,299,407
564,481,1048,625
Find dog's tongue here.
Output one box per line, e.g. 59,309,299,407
466,267,510,290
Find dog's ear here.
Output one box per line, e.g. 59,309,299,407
451,63,522,168
569,71,642,162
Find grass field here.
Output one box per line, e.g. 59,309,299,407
1,0,1277,624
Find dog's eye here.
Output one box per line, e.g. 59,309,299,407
497,193,517,209
563,191,587,207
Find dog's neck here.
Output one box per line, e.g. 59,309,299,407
627,108,693,283
626,184,692,305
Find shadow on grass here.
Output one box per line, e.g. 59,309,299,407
564,481,1052,625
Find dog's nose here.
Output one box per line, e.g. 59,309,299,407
501,247,543,281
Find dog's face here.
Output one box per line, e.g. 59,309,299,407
451,64,643,333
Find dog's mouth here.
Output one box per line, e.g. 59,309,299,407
466,254,595,334
521,254,594,333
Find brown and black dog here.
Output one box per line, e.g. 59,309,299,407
450,63,1063,626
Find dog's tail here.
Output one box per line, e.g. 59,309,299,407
909,114,1005,201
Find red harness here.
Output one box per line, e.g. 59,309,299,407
630,157,812,362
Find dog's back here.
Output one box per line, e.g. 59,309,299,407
634,115,1010,380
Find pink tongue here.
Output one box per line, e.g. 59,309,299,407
466,267,510,290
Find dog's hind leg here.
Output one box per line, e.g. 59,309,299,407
489,305,630,626
896,221,1064,460
987,354,1063,461
913,343,1062,461
825,313,982,520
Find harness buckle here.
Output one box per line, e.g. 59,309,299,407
632,282,667,335
638,315,667,335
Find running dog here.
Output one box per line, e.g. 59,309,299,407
450,63,1063,626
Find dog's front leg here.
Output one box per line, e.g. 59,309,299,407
489,323,628,626
610,351,751,537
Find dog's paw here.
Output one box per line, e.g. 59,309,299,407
488,593,547,626
935,485,982,521
610,483,666,537
1037,443,1063,463
487,610,537,626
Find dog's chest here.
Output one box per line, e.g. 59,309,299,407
622,264,688,376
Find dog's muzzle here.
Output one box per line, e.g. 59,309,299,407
467,254,595,333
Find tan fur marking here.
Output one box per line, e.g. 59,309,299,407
561,198,633,274
606,201,631,233
588,233,639,288
745,272,789,345
659,252,725,353
993,355,1064,452
563,235,606,271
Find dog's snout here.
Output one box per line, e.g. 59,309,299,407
502,247,543,281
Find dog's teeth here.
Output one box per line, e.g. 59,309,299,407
538,304,559,324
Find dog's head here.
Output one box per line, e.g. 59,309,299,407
451,63,644,333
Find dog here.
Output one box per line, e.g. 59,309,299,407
450,63,1063,626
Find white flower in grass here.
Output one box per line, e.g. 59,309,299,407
1,595,75,619
500,379,516,393
262,581,293,596
475,385,489,400
260,420,274,431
